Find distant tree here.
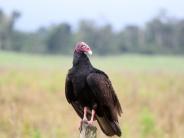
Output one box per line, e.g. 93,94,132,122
95,24,115,55
116,31,128,53
145,14,177,54
46,23,72,54
124,25,141,52
76,20,97,48
11,31,46,53
175,20,184,53
1,8,184,55
0,9,20,51
0,9,8,50
76,20,116,55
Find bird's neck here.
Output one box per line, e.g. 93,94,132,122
73,52,92,68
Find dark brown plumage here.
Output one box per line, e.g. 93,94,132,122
65,42,122,137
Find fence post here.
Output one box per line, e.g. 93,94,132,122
80,121,97,138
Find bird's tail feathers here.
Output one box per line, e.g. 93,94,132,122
96,115,121,137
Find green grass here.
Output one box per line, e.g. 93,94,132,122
0,51,71,69
0,51,184,72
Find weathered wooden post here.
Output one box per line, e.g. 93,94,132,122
80,121,97,138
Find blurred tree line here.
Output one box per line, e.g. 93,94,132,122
0,9,184,55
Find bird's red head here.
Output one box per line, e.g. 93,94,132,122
75,42,92,56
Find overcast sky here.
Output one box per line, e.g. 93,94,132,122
0,0,184,31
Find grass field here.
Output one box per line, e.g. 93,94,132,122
0,52,184,138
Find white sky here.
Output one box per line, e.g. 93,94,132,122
0,0,184,31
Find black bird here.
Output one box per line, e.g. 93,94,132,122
65,42,122,137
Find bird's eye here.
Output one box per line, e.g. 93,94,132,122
81,45,86,48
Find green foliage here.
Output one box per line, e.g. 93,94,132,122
46,23,72,54
140,108,156,138
139,108,164,138
0,9,184,55
32,128,41,138
0,9,20,50
76,20,116,55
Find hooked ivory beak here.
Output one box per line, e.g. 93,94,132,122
85,49,92,56
88,50,92,56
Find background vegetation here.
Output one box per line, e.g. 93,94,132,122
0,9,184,55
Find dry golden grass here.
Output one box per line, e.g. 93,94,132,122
0,69,183,138
0,53,184,138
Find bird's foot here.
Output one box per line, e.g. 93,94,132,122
79,118,88,131
79,120,83,132
82,117,88,122
87,120,94,126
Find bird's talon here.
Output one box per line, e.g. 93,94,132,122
82,117,88,123
87,121,93,126
78,121,82,131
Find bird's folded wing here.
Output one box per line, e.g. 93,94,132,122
87,72,122,116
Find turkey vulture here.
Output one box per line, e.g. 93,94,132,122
65,42,122,137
